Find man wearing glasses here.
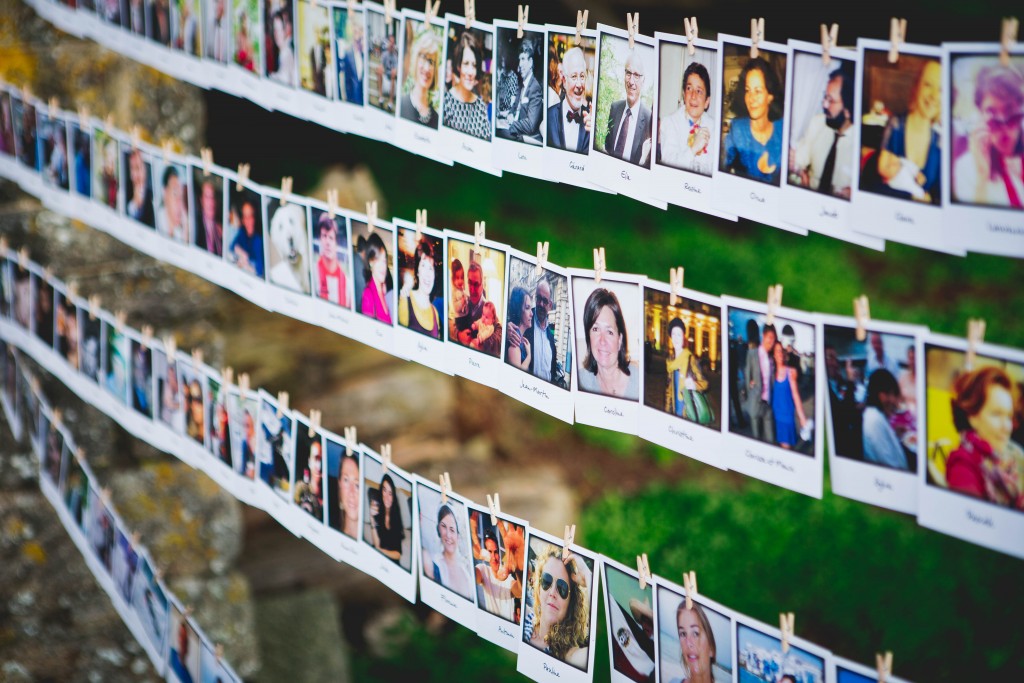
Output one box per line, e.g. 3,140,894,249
604,50,653,167
547,46,592,153
789,62,855,198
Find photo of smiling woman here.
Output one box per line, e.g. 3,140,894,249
573,279,641,402
656,584,734,683
443,27,494,141
521,536,595,671
417,484,473,601
400,20,443,129
719,45,787,186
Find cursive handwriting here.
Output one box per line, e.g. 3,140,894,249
520,381,550,400
966,509,994,527
569,161,584,172
543,663,561,677
749,192,765,203
989,222,1024,236
498,625,515,639
468,358,480,369
683,182,701,194
620,170,632,181
462,142,474,153
517,152,527,161
819,206,838,219
668,425,694,441
895,212,914,224
414,133,430,144
873,478,893,493
417,342,428,353
603,406,623,417
440,592,458,609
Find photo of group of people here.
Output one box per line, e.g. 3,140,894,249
447,236,506,358
505,256,571,390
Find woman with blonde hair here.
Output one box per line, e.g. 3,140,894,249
401,28,442,128
526,544,590,668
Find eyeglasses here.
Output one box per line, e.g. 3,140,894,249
535,294,550,307
540,572,570,599
624,69,644,83
985,112,1024,131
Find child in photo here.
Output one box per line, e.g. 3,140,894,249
470,301,496,350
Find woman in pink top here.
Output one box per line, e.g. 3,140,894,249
360,231,393,324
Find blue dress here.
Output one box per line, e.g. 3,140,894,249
722,117,782,185
772,373,797,446
880,114,941,204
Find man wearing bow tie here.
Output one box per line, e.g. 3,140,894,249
604,50,653,167
547,47,592,153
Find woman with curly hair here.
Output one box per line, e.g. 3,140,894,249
526,544,590,668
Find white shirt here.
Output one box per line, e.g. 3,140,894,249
862,405,908,470
659,107,716,176
560,97,583,153
531,315,552,382
477,563,515,620
794,114,853,194
866,351,900,380
613,101,640,158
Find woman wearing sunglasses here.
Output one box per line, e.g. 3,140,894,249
526,544,590,668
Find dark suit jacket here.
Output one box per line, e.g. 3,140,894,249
523,319,557,382
547,101,590,153
507,76,543,139
605,99,652,166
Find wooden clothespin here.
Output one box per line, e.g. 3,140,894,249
424,0,440,25
464,0,475,30
473,221,486,252
750,17,765,59
965,318,987,371
366,200,378,234
161,139,174,163
383,0,395,24
308,409,322,437
239,372,251,396
183,605,194,619
221,366,234,387
821,23,838,66
18,245,29,270
52,408,63,428
853,295,871,342
200,147,214,176
626,12,639,50
191,347,204,367
277,391,290,416
21,84,32,103
779,612,795,653
888,18,907,64
104,113,115,132
75,446,86,463
0,234,7,255
67,280,79,300
130,530,142,546
575,10,588,45
636,553,651,590
380,443,392,473
765,283,783,327
88,294,100,320
669,267,685,306
683,570,698,609
130,125,142,150
236,163,250,190
1000,18,1019,67
327,189,339,219
593,246,606,284
163,335,178,358
280,176,293,207
114,309,127,331
215,644,225,662
345,426,358,454
534,241,549,276
439,472,451,504
141,325,153,347
415,209,427,242
486,492,501,525
48,96,59,118
347,0,355,21
42,265,54,282
517,5,529,39
684,17,698,56
100,486,113,505
876,651,893,683
78,105,90,129
561,524,576,562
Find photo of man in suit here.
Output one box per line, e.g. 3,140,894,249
603,50,653,168
496,35,543,144
547,46,591,154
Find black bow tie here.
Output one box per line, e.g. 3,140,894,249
566,106,588,124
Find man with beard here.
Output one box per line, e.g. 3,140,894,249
789,62,855,198
604,49,653,167
547,47,591,153
508,277,558,383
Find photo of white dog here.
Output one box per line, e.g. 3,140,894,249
267,201,312,295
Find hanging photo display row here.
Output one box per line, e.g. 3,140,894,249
2,115,1024,558
3,333,920,683
15,0,1024,256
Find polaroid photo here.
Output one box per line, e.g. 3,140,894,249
227,0,269,105
542,24,611,194
466,503,528,652
55,287,81,374
820,316,925,514
254,389,305,534
20,364,41,454
110,526,141,616
328,2,369,136
516,527,601,683
127,329,155,421
91,123,122,220
189,164,229,281
569,269,645,435
650,32,736,219
919,334,1024,559
832,655,912,683
655,576,736,683
319,428,368,567
415,475,477,628
38,410,67,500
0,245,10,320
225,382,263,506
587,24,665,208
393,218,448,372
200,639,243,683
174,353,210,462
291,0,334,125
781,40,884,249
201,0,235,89
152,153,190,247
851,40,956,253
37,108,70,193
290,413,327,544
439,14,500,175
259,0,301,111
167,601,203,683
121,143,157,232
263,192,318,321
76,303,103,384
490,18,548,179
0,344,20,439
942,43,1024,258
445,231,509,385
66,117,95,219
639,281,726,467
223,176,276,304
361,1,401,144
103,316,131,410
29,270,55,351
601,556,656,683
348,215,397,355
307,201,358,335
11,257,31,333
170,0,209,86
0,89,17,164
736,616,831,683
499,247,574,424
203,367,239,489
152,344,186,443
59,445,92,541
11,93,40,180
711,35,798,232
145,0,174,49
392,7,451,163
85,483,117,586
722,296,824,497
360,446,418,602
128,552,170,674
